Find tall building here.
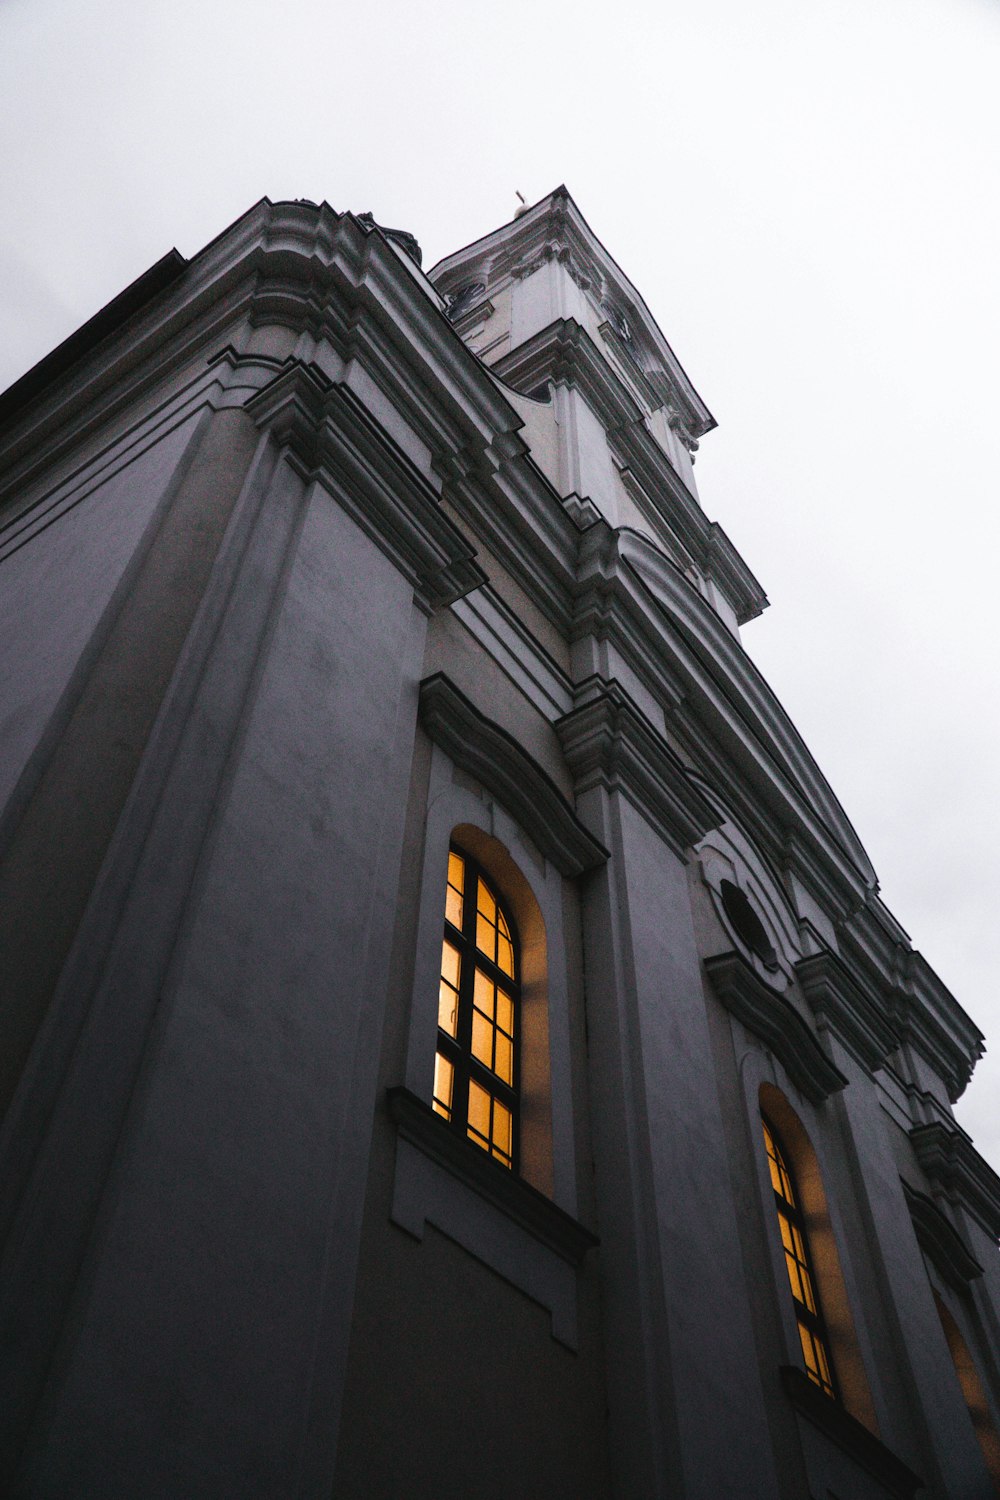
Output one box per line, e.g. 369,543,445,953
0,188,998,1499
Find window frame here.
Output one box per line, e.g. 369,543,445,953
763,1112,840,1402
390,743,592,1346
433,845,521,1171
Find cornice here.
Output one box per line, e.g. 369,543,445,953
704,951,849,1103
795,950,900,1074
910,1121,1000,1241
436,434,580,636
0,251,188,436
704,521,770,626
900,1179,984,1290
555,676,722,857
245,361,485,609
899,952,983,1103
418,673,608,877
0,201,527,522
492,318,641,430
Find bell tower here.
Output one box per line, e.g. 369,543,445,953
430,186,767,636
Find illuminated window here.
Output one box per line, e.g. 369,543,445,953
933,1291,1000,1492
763,1115,837,1399
433,847,519,1169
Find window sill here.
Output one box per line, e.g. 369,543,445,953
387,1086,597,1267
780,1366,923,1500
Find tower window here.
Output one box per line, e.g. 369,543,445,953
763,1115,837,1399
433,847,519,1169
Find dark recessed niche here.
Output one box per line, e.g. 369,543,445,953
720,879,779,971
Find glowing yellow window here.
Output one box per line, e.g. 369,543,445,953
433,846,519,1169
763,1117,837,1400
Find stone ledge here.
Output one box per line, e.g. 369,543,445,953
781,1366,923,1499
387,1086,598,1267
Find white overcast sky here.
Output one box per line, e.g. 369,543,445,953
2,0,999,1168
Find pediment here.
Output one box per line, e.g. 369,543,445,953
704,951,848,1103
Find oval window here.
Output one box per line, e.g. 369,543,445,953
720,879,779,972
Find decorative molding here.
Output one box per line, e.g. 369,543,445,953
887,966,983,1105
703,521,770,627
417,673,608,878
555,676,721,857
560,491,603,531
704,951,848,1103
387,1087,598,1267
795,950,900,1074
910,1121,1000,1241
246,361,486,609
901,1179,983,1290
834,903,983,1104
493,317,642,431
780,1366,924,1500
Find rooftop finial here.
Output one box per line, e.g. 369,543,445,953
513,190,530,220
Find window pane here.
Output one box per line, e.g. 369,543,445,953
473,968,496,1019
433,1053,454,1119
496,989,514,1037
492,1100,512,1161
497,911,514,976
476,913,496,962
783,1249,805,1306
477,879,496,923
798,1268,817,1316
471,1010,493,1067
445,851,464,929
440,940,461,991
814,1336,834,1394
799,1321,820,1380
438,980,459,1037
468,1080,491,1142
495,1032,513,1085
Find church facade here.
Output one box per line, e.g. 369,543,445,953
0,188,998,1498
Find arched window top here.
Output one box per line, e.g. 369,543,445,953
763,1114,837,1400
433,845,520,1170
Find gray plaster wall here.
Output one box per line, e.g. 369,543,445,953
0,413,202,821
9,443,431,1496
332,598,611,1495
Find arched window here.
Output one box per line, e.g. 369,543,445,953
763,1114,837,1399
933,1291,1000,1493
432,846,519,1170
